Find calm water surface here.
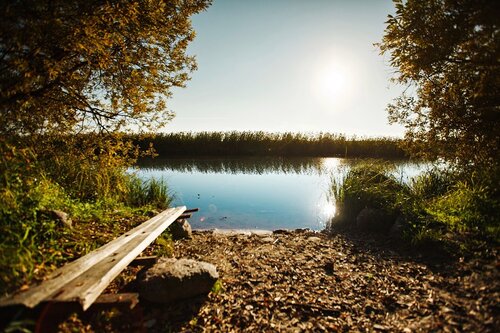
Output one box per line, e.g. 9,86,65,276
133,158,425,231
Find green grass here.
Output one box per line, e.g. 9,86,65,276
0,141,173,294
126,176,172,209
152,232,175,257
327,164,499,251
331,163,408,225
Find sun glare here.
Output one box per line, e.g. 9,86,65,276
320,65,347,94
319,201,336,221
321,157,341,172
311,57,355,108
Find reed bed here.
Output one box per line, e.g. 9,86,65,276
129,131,406,158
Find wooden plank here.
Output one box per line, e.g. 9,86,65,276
129,256,158,267
184,208,199,213
34,294,140,332
0,207,172,307
0,206,186,309
51,206,186,310
92,293,139,309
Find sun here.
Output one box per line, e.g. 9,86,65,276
311,58,354,108
319,64,348,95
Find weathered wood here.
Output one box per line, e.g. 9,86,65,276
177,213,192,219
185,208,199,213
129,256,158,267
92,293,139,309
34,294,140,332
0,206,186,310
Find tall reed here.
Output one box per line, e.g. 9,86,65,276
129,131,407,158
126,176,172,209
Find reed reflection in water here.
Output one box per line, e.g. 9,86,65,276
136,157,337,176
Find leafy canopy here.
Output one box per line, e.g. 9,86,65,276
379,0,499,166
0,0,211,136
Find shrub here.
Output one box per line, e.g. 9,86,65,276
330,163,407,230
422,171,499,239
328,162,500,248
33,134,139,201
0,141,39,220
0,137,172,294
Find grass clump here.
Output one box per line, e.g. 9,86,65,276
126,176,172,209
414,169,500,241
327,163,499,252
328,163,407,232
333,164,406,223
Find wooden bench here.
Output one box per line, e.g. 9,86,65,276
0,206,193,311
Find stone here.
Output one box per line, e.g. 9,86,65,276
50,209,72,228
260,237,275,243
138,258,219,303
307,236,322,242
168,219,192,240
252,229,273,236
273,229,291,235
356,207,394,233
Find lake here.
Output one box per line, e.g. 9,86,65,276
133,157,425,231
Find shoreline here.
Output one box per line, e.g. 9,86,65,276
59,228,498,332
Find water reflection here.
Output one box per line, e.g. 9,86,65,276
133,157,424,231
136,157,339,175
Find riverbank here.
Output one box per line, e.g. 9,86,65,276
59,229,498,332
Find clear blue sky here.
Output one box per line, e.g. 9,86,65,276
166,0,404,137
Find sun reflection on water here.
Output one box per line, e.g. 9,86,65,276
321,158,342,173
322,201,336,219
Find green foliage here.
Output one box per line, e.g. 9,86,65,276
0,141,38,218
328,164,499,247
211,279,224,295
408,169,455,200
405,167,499,241
0,179,170,294
152,232,174,257
379,0,499,167
27,133,140,201
130,131,407,158
1,177,72,292
0,0,207,295
0,141,173,294
332,163,407,225
423,174,499,237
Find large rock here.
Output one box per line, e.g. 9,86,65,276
168,219,192,240
138,258,218,303
356,207,394,233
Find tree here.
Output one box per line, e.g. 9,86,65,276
379,0,499,167
0,0,211,137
